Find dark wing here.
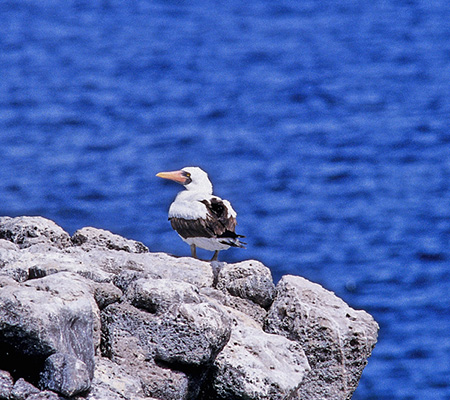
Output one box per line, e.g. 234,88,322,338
169,197,244,242
202,197,237,234
170,217,216,239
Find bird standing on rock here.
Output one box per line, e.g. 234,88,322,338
156,167,246,261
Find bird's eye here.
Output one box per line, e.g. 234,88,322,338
185,172,191,178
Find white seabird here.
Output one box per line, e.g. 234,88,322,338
156,167,246,261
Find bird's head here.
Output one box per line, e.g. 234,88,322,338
156,167,213,193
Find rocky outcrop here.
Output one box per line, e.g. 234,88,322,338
0,216,379,400
264,276,379,399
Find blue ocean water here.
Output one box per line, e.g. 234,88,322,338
1,0,450,398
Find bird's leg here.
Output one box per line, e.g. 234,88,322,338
190,244,197,259
211,250,219,261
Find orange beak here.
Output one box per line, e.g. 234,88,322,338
156,170,186,184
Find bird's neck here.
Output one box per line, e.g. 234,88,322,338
176,187,212,202
185,183,213,195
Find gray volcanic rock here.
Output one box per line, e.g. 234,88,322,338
0,370,13,399
0,216,72,250
101,299,231,398
0,271,99,385
39,353,91,397
204,308,310,400
0,216,378,400
154,302,231,366
0,247,114,283
86,356,148,400
0,240,20,275
10,378,40,400
200,286,268,326
264,275,379,400
216,260,275,308
100,302,191,400
72,250,215,288
92,281,123,310
26,391,60,400
72,227,149,253
125,278,202,313
1,247,213,289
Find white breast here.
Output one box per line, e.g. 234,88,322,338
168,191,209,220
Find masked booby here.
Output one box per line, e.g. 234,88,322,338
156,167,246,261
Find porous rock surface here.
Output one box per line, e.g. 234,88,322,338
0,216,379,400
264,276,380,400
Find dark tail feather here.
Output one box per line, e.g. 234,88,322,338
219,237,246,248
218,231,246,248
